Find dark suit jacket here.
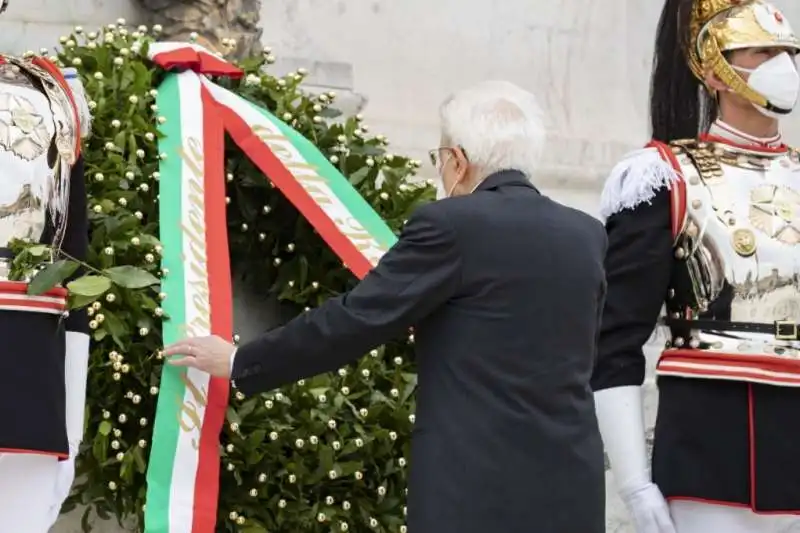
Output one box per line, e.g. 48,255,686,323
233,169,608,533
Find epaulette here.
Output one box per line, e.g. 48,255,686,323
598,140,682,222
60,66,92,139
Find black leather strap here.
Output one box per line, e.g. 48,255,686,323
663,317,800,340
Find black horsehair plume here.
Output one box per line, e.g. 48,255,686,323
0,0,7,15
650,0,716,142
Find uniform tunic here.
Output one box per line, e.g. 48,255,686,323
0,56,88,458
593,123,800,512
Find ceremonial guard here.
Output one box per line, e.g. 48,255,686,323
0,0,92,530
594,0,800,531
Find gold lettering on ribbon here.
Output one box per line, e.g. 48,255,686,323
176,396,202,450
252,125,318,176
250,124,388,265
333,216,386,265
176,372,209,450
175,136,214,448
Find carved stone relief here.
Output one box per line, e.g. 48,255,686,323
134,0,263,59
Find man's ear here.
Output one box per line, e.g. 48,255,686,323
453,146,470,180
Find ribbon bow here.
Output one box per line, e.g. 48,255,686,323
148,42,244,78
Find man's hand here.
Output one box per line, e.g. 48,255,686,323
163,335,236,378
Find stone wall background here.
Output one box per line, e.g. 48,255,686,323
0,0,794,531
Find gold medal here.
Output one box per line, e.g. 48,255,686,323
731,228,757,257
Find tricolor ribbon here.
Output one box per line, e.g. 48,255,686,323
144,42,398,533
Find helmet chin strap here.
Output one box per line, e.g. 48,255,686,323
702,37,774,111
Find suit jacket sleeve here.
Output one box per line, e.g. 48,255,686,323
63,155,89,334
591,188,673,391
591,223,609,367
232,203,462,395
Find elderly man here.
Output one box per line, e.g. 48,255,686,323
164,80,607,533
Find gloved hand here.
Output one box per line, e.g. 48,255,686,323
46,450,77,526
621,482,676,533
594,386,675,533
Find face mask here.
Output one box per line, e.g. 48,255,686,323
434,179,447,200
732,52,800,118
434,176,462,200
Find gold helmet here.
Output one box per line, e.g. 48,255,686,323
689,0,800,113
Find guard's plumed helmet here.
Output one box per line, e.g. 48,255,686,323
690,0,800,113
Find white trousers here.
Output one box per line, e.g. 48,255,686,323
0,453,59,533
671,500,800,533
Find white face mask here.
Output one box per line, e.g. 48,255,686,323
434,179,447,200
732,52,800,118
434,151,462,200
434,178,462,200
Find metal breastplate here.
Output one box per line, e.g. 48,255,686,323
0,58,77,280
670,139,800,359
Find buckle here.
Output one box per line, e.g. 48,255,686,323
775,320,798,340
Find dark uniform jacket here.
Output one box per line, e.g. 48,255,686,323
233,169,608,533
593,186,800,511
0,156,89,456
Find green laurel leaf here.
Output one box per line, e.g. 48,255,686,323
98,420,112,436
103,265,159,289
69,292,104,310
27,260,79,295
67,275,112,297
25,244,50,257
348,166,370,186
239,526,268,533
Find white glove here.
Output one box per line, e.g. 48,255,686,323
47,453,77,526
47,331,90,527
621,482,676,533
594,386,676,533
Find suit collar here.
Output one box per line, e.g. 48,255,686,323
475,169,538,193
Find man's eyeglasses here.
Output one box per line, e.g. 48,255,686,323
428,146,466,168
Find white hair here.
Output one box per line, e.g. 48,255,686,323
439,80,546,180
